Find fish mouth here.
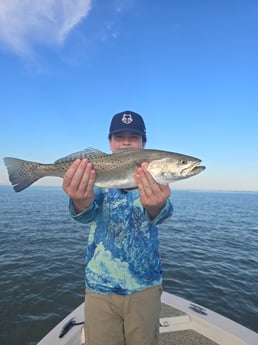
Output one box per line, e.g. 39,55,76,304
182,161,205,176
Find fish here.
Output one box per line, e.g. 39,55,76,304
3,148,206,192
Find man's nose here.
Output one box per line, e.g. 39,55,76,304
122,137,131,145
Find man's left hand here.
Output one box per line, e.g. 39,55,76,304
134,162,171,220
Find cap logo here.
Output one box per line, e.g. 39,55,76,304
122,113,133,125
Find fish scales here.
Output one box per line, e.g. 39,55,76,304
3,148,205,192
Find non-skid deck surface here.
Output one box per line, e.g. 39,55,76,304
160,329,218,345
160,303,218,345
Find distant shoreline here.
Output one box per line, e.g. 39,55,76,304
1,184,257,194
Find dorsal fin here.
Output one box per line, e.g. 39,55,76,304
54,148,108,163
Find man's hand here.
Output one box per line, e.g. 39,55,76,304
62,159,96,213
134,162,171,220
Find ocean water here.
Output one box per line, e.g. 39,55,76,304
0,186,257,345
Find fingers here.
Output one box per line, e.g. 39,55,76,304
63,158,96,197
135,164,171,220
134,163,171,203
135,164,159,195
63,159,82,189
63,159,96,213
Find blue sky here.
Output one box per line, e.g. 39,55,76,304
0,0,257,191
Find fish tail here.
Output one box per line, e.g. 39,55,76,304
3,157,42,192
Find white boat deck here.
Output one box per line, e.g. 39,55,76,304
161,292,257,345
37,292,258,345
160,302,218,344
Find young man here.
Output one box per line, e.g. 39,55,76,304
63,111,173,345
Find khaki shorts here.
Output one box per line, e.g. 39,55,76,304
84,285,162,345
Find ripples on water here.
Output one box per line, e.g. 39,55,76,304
0,186,257,345
160,191,258,334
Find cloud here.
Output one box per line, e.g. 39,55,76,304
0,0,92,57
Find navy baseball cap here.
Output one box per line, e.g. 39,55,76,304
109,111,147,142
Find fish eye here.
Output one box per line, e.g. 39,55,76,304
180,160,188,165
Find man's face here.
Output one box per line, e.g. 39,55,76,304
109,132,145,153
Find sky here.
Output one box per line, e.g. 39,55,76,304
0,0,257,192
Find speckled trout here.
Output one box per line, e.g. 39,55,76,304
3,148,205,192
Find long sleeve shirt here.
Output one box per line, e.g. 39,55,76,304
69,187,173,295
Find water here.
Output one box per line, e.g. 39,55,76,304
0,186,257,345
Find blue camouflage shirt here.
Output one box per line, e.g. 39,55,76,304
69,187,173,295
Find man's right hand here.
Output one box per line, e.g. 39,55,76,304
62,158,96,213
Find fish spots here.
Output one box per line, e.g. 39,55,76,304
4,148,205,192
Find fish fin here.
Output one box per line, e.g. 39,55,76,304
3,157,40,192
54,148,108,163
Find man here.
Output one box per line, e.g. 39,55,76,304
63,111,173,345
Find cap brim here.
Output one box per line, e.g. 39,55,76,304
109,128,145,136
